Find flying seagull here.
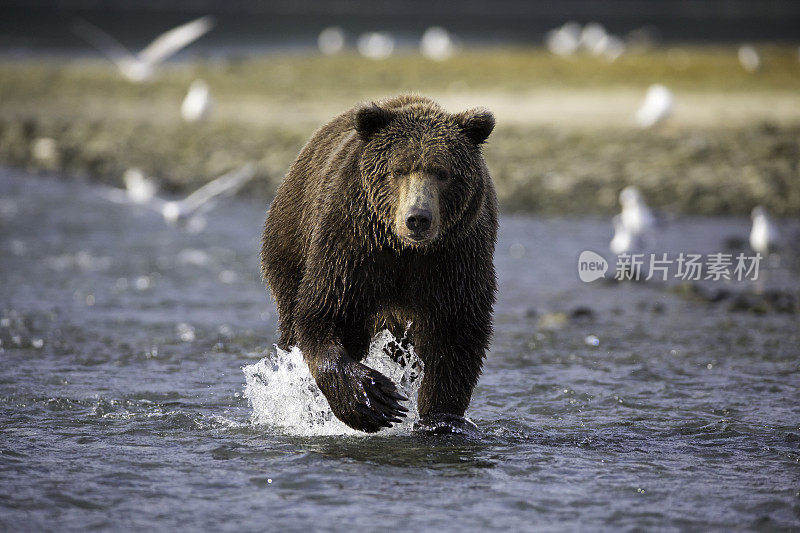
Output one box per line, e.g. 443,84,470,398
121,168,159,203
98,168,159,204
160,163,256,226
73,16,215,82
99,163,256,230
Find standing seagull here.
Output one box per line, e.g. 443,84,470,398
317,26,346,55
580,22,608,55
73,16,215,82
181,80,213,122
749,206,781,255
610,214,644,255
597,34,626,61
545,21,581,56
610,186,658,260
635,84,674,128
356,32,395,60
738,45,761,73
619,186,656,236
420,27,456,61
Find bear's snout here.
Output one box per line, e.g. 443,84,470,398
395,172,440,244
405,208,432,234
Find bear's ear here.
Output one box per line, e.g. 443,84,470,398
354,103,396,141
455,108,495,145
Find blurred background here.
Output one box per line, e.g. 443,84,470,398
3,0,800,51
1,0,798,214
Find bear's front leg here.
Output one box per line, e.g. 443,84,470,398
412,319,490,434
290,232,410,432
296,321,409,433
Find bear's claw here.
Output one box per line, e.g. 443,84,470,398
351,368,408,432
318,358,409,433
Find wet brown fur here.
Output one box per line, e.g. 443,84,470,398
261,94,497,432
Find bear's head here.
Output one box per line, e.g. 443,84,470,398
354,97,495,248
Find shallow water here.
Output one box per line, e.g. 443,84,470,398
1,169,798,531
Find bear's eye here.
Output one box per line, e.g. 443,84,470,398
391,168,407,178
435,169,451,182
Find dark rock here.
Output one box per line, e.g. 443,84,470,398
570,306,595,321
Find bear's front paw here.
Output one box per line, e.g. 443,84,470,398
317,358,409,433
414,413,479,436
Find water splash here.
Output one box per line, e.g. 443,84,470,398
242,330,423,436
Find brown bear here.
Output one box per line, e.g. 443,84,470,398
261,94,497,433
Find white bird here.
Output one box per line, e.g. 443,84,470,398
738,45,761,73
610,214,644,255
580,22,608,54
597,34,626,61
635,84,674,128
749,206,781,255
357,32,395,60
98,168,159,205
625,26,659,51
160,163,257,226
122,168,159,203
31,137,58,162
318,26,346,55
181,79,213,123
545,21,581,56
619,186,656,236
72,16,215,82
99,163,256,230
420,27,456,61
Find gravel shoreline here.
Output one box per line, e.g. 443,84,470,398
2,48,798,215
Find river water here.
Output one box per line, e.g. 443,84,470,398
1,169,798,531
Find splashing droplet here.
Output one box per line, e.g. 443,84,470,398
242,330,423,436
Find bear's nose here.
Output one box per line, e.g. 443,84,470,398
405,209,431,233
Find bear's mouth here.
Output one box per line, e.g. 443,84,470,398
398,230,437,246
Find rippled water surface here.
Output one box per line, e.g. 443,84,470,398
1,169,798,531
